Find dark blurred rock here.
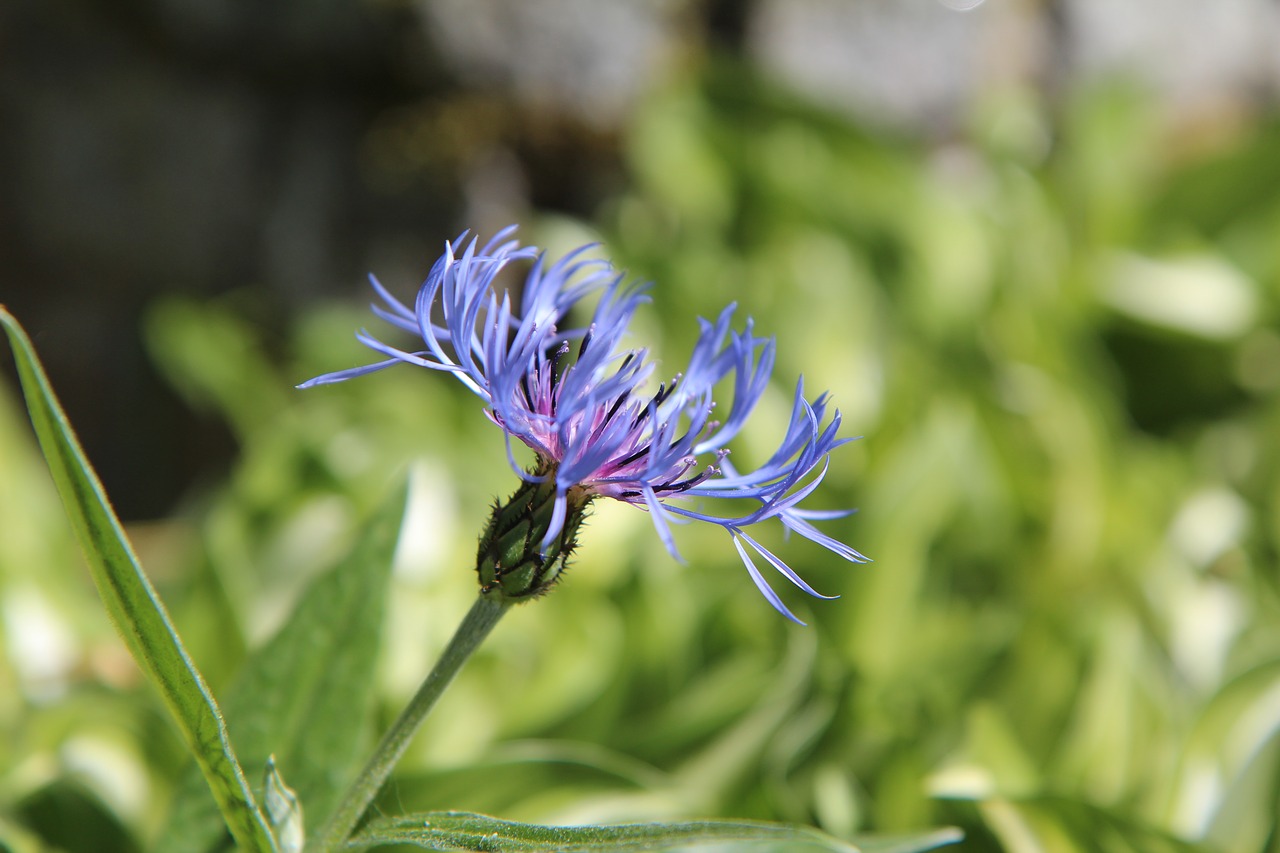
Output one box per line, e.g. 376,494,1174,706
747,0,1048,133
415,0,686,130
747,0,1279,132
1061,0,1280,111
0,0,450,518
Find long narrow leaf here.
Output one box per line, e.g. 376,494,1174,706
345,811,963,852
0,307,277,853
855,829,967,853
158,486,407,852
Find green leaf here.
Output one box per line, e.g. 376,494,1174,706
344,811,962,852
0,306,278,853
853,829,966,853
0,816,46,853
157,484,407,852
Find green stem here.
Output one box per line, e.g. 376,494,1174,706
311,594,509,852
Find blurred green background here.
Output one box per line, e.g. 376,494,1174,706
4,1,1280,851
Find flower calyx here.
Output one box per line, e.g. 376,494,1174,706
476,461,591,601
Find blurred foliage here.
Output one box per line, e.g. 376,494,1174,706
4,60,1280,852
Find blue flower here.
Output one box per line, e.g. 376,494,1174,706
300,228,867,622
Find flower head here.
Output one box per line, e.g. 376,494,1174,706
300,228,867,622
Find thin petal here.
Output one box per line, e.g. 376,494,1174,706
735,529,837,599
641,485,684,563
539,491,569,550
732,536,805,625
295,357,403,388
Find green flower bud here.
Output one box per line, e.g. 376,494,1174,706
476,462,591,601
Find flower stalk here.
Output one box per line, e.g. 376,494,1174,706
310,594,509,852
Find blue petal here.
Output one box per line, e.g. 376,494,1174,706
732,536,805,625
